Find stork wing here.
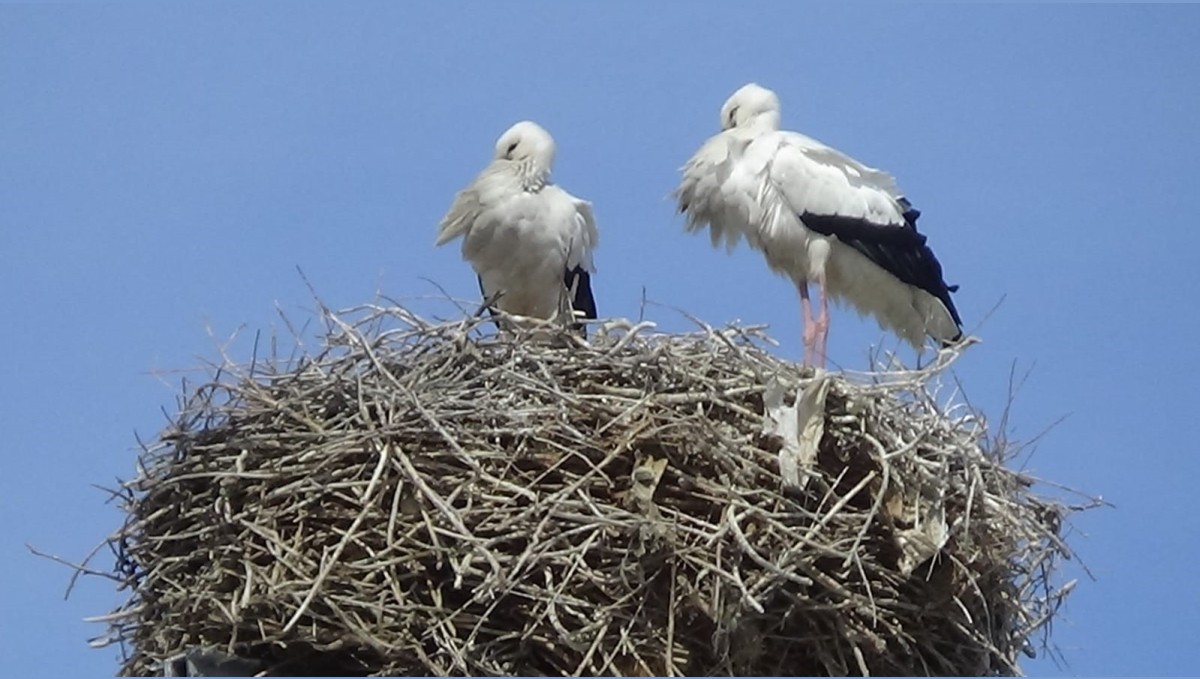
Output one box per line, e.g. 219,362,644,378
567,195,599,272
435,184,481,247
769,134,962,327
769,133,911,229
564,194,599,335
675,134,751,251
435,161,520,247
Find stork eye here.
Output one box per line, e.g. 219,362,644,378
727,106,739,126
506,141,519,157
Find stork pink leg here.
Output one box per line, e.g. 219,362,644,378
798,282,817,366
813,276,831,368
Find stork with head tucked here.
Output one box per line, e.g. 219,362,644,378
675,83,962,367
436,121,598,336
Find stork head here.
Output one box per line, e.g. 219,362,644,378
495,120,556,175
720,83,781,132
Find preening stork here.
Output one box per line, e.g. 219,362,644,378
676,83,962,367
435,121,599,336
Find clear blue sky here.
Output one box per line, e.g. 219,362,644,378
3,3,1197,676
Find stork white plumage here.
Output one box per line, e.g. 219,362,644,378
436,121,599,336
675,83,962,367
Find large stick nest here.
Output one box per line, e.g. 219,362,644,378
94,304,1080,676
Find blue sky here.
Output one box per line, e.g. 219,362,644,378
2,3,1198,676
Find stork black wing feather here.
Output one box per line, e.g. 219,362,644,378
801,211,962,327
564,266,597,338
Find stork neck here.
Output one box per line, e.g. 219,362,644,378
744,112,781,133
515,161,550,192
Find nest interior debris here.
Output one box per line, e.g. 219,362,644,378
94,304,1081,676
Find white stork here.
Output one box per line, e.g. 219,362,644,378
675,83,962,367
435,121,599,336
